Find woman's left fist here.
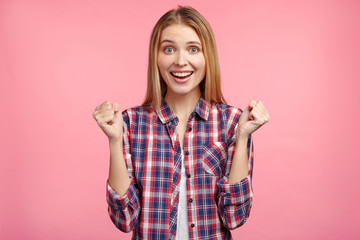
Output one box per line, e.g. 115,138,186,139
237,100,270,138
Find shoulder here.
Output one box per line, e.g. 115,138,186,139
211,102,244,141
122,105,156,125
211,102,243,124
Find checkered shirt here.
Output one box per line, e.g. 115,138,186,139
106,97,254,240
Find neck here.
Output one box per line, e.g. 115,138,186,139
164,90,200,120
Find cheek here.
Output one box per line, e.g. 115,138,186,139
157,54,169,72
192,55,206,72
157,55,170,82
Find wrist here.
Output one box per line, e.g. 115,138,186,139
109,137,123,146
236,131,250,142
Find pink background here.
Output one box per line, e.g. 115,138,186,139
1,0,360,239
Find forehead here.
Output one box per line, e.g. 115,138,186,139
160,23,201,43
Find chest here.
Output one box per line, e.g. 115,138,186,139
130,115,229,183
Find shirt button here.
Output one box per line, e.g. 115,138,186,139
191,223,195,228
188,127,192,132
187,173,191,178
189,198,193,203
185,151,190,155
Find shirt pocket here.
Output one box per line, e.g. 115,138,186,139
202,142,227,177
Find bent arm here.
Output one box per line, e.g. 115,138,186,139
217,107,254,229
106,111,141,232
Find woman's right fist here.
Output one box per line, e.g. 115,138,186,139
93,101,123,142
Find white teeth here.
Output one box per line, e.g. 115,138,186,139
172,72,192,77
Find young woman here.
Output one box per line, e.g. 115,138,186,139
93,6,269,240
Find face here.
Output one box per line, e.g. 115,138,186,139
157,23,206,101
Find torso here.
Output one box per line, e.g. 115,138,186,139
117,98,245,240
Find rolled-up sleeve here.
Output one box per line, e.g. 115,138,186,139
106,110,141,232
106,179,140,232
217,174,252,229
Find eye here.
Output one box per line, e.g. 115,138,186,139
189,47,199,53
164,47,175,53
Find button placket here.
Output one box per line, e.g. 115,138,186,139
185,121,196,233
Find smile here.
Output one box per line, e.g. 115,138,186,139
170,71,193,78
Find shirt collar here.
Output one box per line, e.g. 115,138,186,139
157,96,210,124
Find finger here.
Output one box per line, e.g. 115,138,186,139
102,100,111,105
98,100,112,111
256,101,267,112
94,109,115,121
98,114,115,124
97,110,117,121
249,108,258,122
95,100,110,110
252,101,270,122
258,100,264,108
242,105,251,115
249,100,257,109
113,108,124,125
92,110,98,119
112,102,120,112
98,109,115,117
249,108,268,125
252,101,265,113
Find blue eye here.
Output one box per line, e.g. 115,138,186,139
164,47,174,53
189,47,199,53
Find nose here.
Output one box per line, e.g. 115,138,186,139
174,50,188,67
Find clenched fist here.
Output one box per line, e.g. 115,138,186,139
237,100,270,138
93,101,123,142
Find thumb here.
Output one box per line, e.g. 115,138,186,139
239,105,251,124
111,103,123,125
239,100,257,124
112,102,120,112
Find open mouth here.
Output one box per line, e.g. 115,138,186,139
170,71,193,79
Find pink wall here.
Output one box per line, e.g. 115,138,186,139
1,0,360,239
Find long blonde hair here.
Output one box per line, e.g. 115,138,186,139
142,6,226,108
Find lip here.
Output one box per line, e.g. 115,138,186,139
170,71,194,83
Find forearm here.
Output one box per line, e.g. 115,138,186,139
108,139,131,197
227,134,249,184
217,133,252,229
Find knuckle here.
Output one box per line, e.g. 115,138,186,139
101,101,111,108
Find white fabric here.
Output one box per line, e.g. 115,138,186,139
176,151,189,240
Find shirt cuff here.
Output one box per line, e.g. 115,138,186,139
106,179,137,210
218,175,253,206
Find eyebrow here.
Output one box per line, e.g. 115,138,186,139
159,39,202,46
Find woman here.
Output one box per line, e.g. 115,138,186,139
93,6,269,240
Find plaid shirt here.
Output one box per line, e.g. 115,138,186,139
106,97,254,240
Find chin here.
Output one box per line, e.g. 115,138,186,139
169,87,200,97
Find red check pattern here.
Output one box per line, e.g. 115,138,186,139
106,97,254,240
